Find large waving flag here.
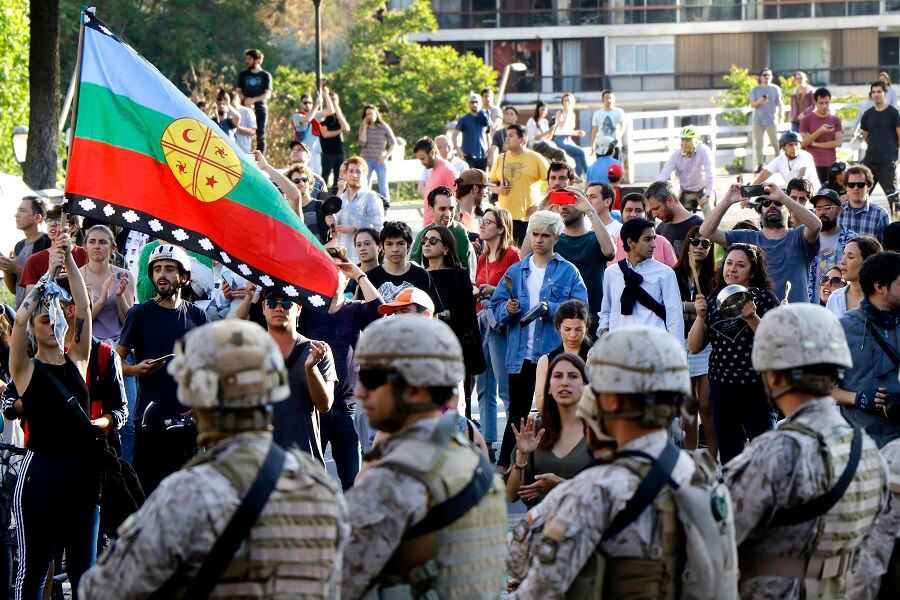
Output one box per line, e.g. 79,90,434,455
64,10,337,309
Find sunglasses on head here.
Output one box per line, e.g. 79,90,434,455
760,199,783,208
821,276,846,287
265,298,294,310
689,238,711,249
846,181,867,189
356,366,395,390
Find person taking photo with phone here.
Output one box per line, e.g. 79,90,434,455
800,88,843,185
117,245,209,495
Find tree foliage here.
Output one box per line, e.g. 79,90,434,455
0,0,30,175
714,65,795,125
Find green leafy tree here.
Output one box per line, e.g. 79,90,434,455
714,65,795,126
330,0,496,153
0,0,30,175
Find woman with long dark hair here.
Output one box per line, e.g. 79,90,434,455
8,236,99,598
533,299,591,412
421,226,485,419
358,105,397,200
505,353,591,507
525,101,553,147
826,236,883,316
672,226,717,456
688,243,779,463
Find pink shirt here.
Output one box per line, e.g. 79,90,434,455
613,232,677,266
423,158,459,226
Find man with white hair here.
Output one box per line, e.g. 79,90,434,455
491,210,588,471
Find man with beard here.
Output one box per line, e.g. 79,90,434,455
117,245,209,494
701,182,822,303
809,188,857,303
646,180,704,256
522,161,615,322
334,156,385,264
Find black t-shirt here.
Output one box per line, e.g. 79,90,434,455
119,300,209,419
491,129,506,152
236,69,272,101
320,114,344,154
657,215,704,257
274,337,336,464
861,104,900,164
20,357,93,457
705,288,778,384
365,264,445,312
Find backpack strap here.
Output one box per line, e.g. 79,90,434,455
602,441,680,541
769,427,863,527
185,441,286,600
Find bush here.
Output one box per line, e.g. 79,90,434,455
713,65,796,126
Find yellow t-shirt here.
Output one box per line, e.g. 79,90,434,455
489,149,549,221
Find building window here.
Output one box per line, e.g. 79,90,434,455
770,38,828,82
611,41,674,74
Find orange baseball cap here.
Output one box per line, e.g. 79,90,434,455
377,287,435,315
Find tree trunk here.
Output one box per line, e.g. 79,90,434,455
24,0,60,190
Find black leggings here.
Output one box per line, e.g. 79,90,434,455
253,102,268,153
14,452,99,600
321,152,345,192
709,378,774,464
498,360,537,469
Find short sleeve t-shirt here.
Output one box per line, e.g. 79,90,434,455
234,105,257,153
118,300,209,419
236,69,272,100
763,151,821,189
554,232,608,318
656,215,704,257
20,246,89,288
12,235,49,308
860,104,900,164
320,114,344,154
585,156,621,184
591,108,626,141
724,227,818,303
365,264,445,313
302,200,323,243
275,337,336,465
215,116,237,139
750,84,782,125
456,111,491,159
800,111,842,167
489,149,550,221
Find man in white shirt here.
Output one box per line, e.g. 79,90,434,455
599,217,684,342
752,131,820,189
231,91,257,154
655,126,715,213
586,181,622,238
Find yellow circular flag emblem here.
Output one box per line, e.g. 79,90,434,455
161,118,242,202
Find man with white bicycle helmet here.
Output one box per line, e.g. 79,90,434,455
752,129,821,189
342,317,508,599
116,243,209,494
82,320,348,599
725,304,888,599
509,325,739,599
655,125,715,212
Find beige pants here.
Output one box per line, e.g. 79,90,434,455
753,124,778,168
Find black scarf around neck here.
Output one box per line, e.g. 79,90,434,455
618,259,666,321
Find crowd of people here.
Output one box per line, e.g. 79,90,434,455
2,58,900,598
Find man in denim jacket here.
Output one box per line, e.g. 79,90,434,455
490,210,588,470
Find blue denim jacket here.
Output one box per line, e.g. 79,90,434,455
490,253,588,374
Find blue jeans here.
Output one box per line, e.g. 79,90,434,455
365,159,389,200
120,354,137,464
553,135,588,176
319,407,360,491
475,327,509,444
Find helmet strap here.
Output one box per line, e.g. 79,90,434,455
763,369,837,405
195,406,272,446
378,381,441,433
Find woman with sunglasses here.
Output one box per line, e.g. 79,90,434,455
421,226,485,420
474,208,520,458
673,226,717,457
505,353,590,507
826,236,883,317
688,243,778,463
819,267,846,306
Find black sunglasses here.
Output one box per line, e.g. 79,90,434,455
846,181,867,189
821,276,846,287
689,238,711,249
761,199,783,208
265,298,294,310
292,177,309,184
423,236,443,246
356,367,395,390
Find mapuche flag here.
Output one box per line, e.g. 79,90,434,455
64,10,338,309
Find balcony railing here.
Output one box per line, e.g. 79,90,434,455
431,0,895,29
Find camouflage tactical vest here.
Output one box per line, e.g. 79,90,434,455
185,438,344,599
742,411,884,599
372,414,508,599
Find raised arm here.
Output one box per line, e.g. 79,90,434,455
766,184,821,243
254,150,301,212
698,183,740,247
58,234,92,365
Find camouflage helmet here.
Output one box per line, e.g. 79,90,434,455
168,320,289,409
355,317,464,387
587,326,691,396
752,304,852,372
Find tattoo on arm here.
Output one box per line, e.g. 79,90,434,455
75,318,85,344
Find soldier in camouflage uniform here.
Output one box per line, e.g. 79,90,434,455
79,320,348,599
508,325,739,599
342,317,508,599
725,304,888,600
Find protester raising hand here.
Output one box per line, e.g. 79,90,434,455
511,415,545,456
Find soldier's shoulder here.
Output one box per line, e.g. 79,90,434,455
287,448,344,497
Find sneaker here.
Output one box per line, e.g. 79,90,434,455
488,447,497,463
